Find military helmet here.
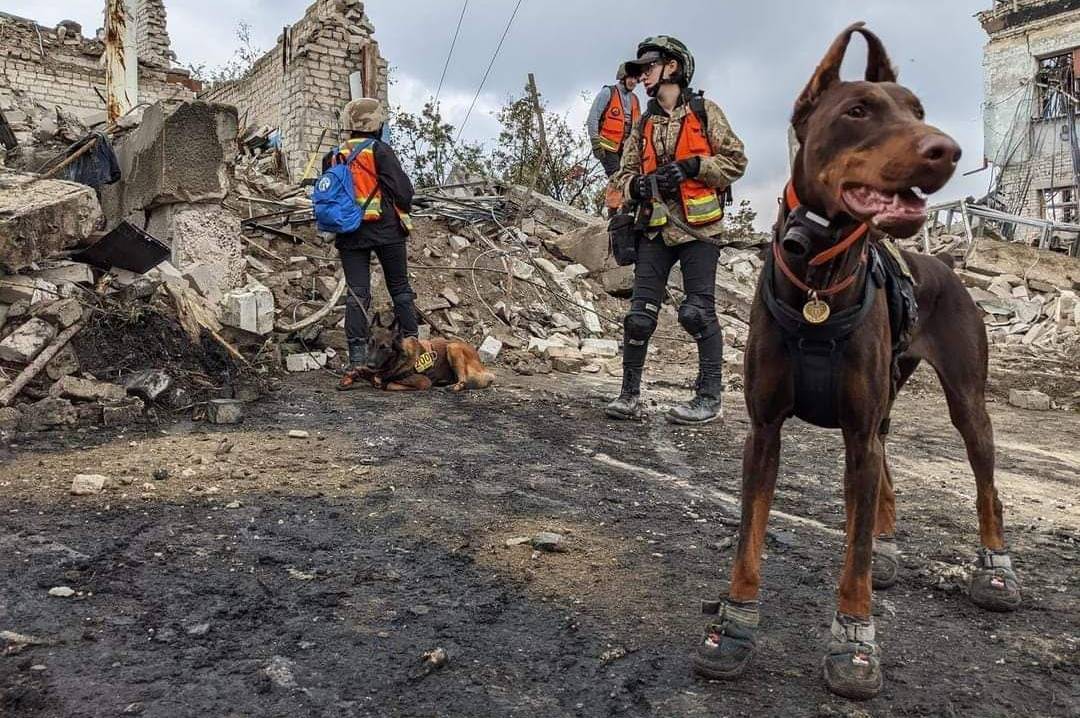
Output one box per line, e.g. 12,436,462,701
616,62,631,81
340,97,388,133
635,35,694,86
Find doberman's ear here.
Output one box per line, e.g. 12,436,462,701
791,22,897,133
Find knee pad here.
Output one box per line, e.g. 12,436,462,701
678,295,720,340
623,299,659,346
390,291,415,308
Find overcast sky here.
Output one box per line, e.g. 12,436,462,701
8,0,993,228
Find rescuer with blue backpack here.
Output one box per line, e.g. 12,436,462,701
314,97,417,391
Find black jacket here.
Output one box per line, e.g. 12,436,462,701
322,139,414,250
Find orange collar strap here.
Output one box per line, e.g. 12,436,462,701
783,181,869,267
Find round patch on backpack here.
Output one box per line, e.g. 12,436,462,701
317,176,332,192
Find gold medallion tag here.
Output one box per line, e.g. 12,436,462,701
803,296,831,324
414,350,437,373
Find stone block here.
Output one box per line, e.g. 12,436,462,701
220,281,275,335
0,318,56,362
35,298,83,328
600,266,635,297
478,336,502,363
49,376,128,403
1008,389,1050,411
18,397,77,431
30,261,94,285
542,221,612,274
0,276,58,305
45,344,80,381
103,396,145,426
448,235,470,252
553,355,585,373
564,264,589,279
286,352,327,372
206,398,243,424
1055,290,1076,326
581,338,620,357
172,209,245,295
0,406,20,434
71,474,107,495
0,172,102,273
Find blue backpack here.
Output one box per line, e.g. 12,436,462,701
313,140,376,234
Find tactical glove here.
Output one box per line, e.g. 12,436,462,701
656,157,701,193
628,174,655,201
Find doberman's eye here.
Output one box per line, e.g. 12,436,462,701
845,104,868,119
912,104,925,120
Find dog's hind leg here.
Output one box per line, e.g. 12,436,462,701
926,338,1020,612
446,345,494,392
872,355,920,590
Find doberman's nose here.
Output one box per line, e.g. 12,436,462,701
917,134,961,169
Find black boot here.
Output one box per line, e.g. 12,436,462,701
668,368,722,425
338,341,370,391
605,366,644,420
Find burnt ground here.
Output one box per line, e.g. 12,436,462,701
0,366,1077,718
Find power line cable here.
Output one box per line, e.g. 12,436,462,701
454,0,525,145
434,0,468,108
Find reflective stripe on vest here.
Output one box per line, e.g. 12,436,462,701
641,108,724,227
598,86,641,153
339,139,383,221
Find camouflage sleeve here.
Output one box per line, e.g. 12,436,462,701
612,118,644,199
696,99,748,190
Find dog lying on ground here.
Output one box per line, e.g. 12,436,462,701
363,313,495,392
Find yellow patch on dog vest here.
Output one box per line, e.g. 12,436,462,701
414,350,437,373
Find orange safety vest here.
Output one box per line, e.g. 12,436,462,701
641,108,724,227
597,86,641,153
336,139,413,232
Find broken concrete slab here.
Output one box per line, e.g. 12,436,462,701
542,222,613,275
448,235,470,252
34,298,83,328
0,172,102,273
286,352,327,372
103,397,144,427
45,344,79,381
0,317,56,362
49,375,127,403
18,397,77,431
98,101,238,228
70,474,107,495
581,338,619,358
171,208,245,295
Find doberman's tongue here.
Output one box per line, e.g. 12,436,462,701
842,186,927,227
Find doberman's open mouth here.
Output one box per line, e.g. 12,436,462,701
841,185,928,229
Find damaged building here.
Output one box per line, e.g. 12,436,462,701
979,0,1080,235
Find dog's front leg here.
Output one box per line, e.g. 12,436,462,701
692,417,782,680
824,427,884,700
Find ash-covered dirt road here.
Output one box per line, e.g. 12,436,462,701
1,368,1077,717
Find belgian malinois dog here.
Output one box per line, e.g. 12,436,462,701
693,23,1021,700
365,313,495,392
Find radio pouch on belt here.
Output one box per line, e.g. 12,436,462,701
608,211,639,266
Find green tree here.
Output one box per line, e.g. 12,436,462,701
390,102,487,189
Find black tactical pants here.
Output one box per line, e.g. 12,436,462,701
621,236,723,377
339,242,419,358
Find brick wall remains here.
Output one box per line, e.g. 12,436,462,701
200,0,389,180
0,10,194,125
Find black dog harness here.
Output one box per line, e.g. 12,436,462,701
763,184,918,429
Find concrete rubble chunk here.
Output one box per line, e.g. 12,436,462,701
580,338,620,358
478,336,502,363
220,281,275,335
0,407,20,434
70,474,107,495
1008,389,1050,411
0,276,59,305
30,262,94,286
49,376,127,403
0,318,56,362
172,208,245,297
18,397,77,431
563,264,589,279
103,397,145,427
553,355,585,373
286,352,327,372
511,260,535,281
1055,290,1076,326
121,370,173,402
206,399,243,425
35,298,83,328
45,344,80,381
0,172,102,274
448,235,470,252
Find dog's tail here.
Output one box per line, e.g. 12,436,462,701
468,371,496,390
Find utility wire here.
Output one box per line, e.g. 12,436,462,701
433,0,468,108
454,0,525,145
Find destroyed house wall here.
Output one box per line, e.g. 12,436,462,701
0,11,194,124
135,0,174,69
980,2,1080,220
200,0,389,182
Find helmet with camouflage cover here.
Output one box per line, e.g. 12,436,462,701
616,62,631,81
340,97,388,133
632,35,694,88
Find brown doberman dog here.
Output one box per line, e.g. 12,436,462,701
364,313,495,392
693,23,1022,700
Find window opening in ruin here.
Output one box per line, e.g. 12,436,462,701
1041,186,1077,224
1034,50,1078,120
